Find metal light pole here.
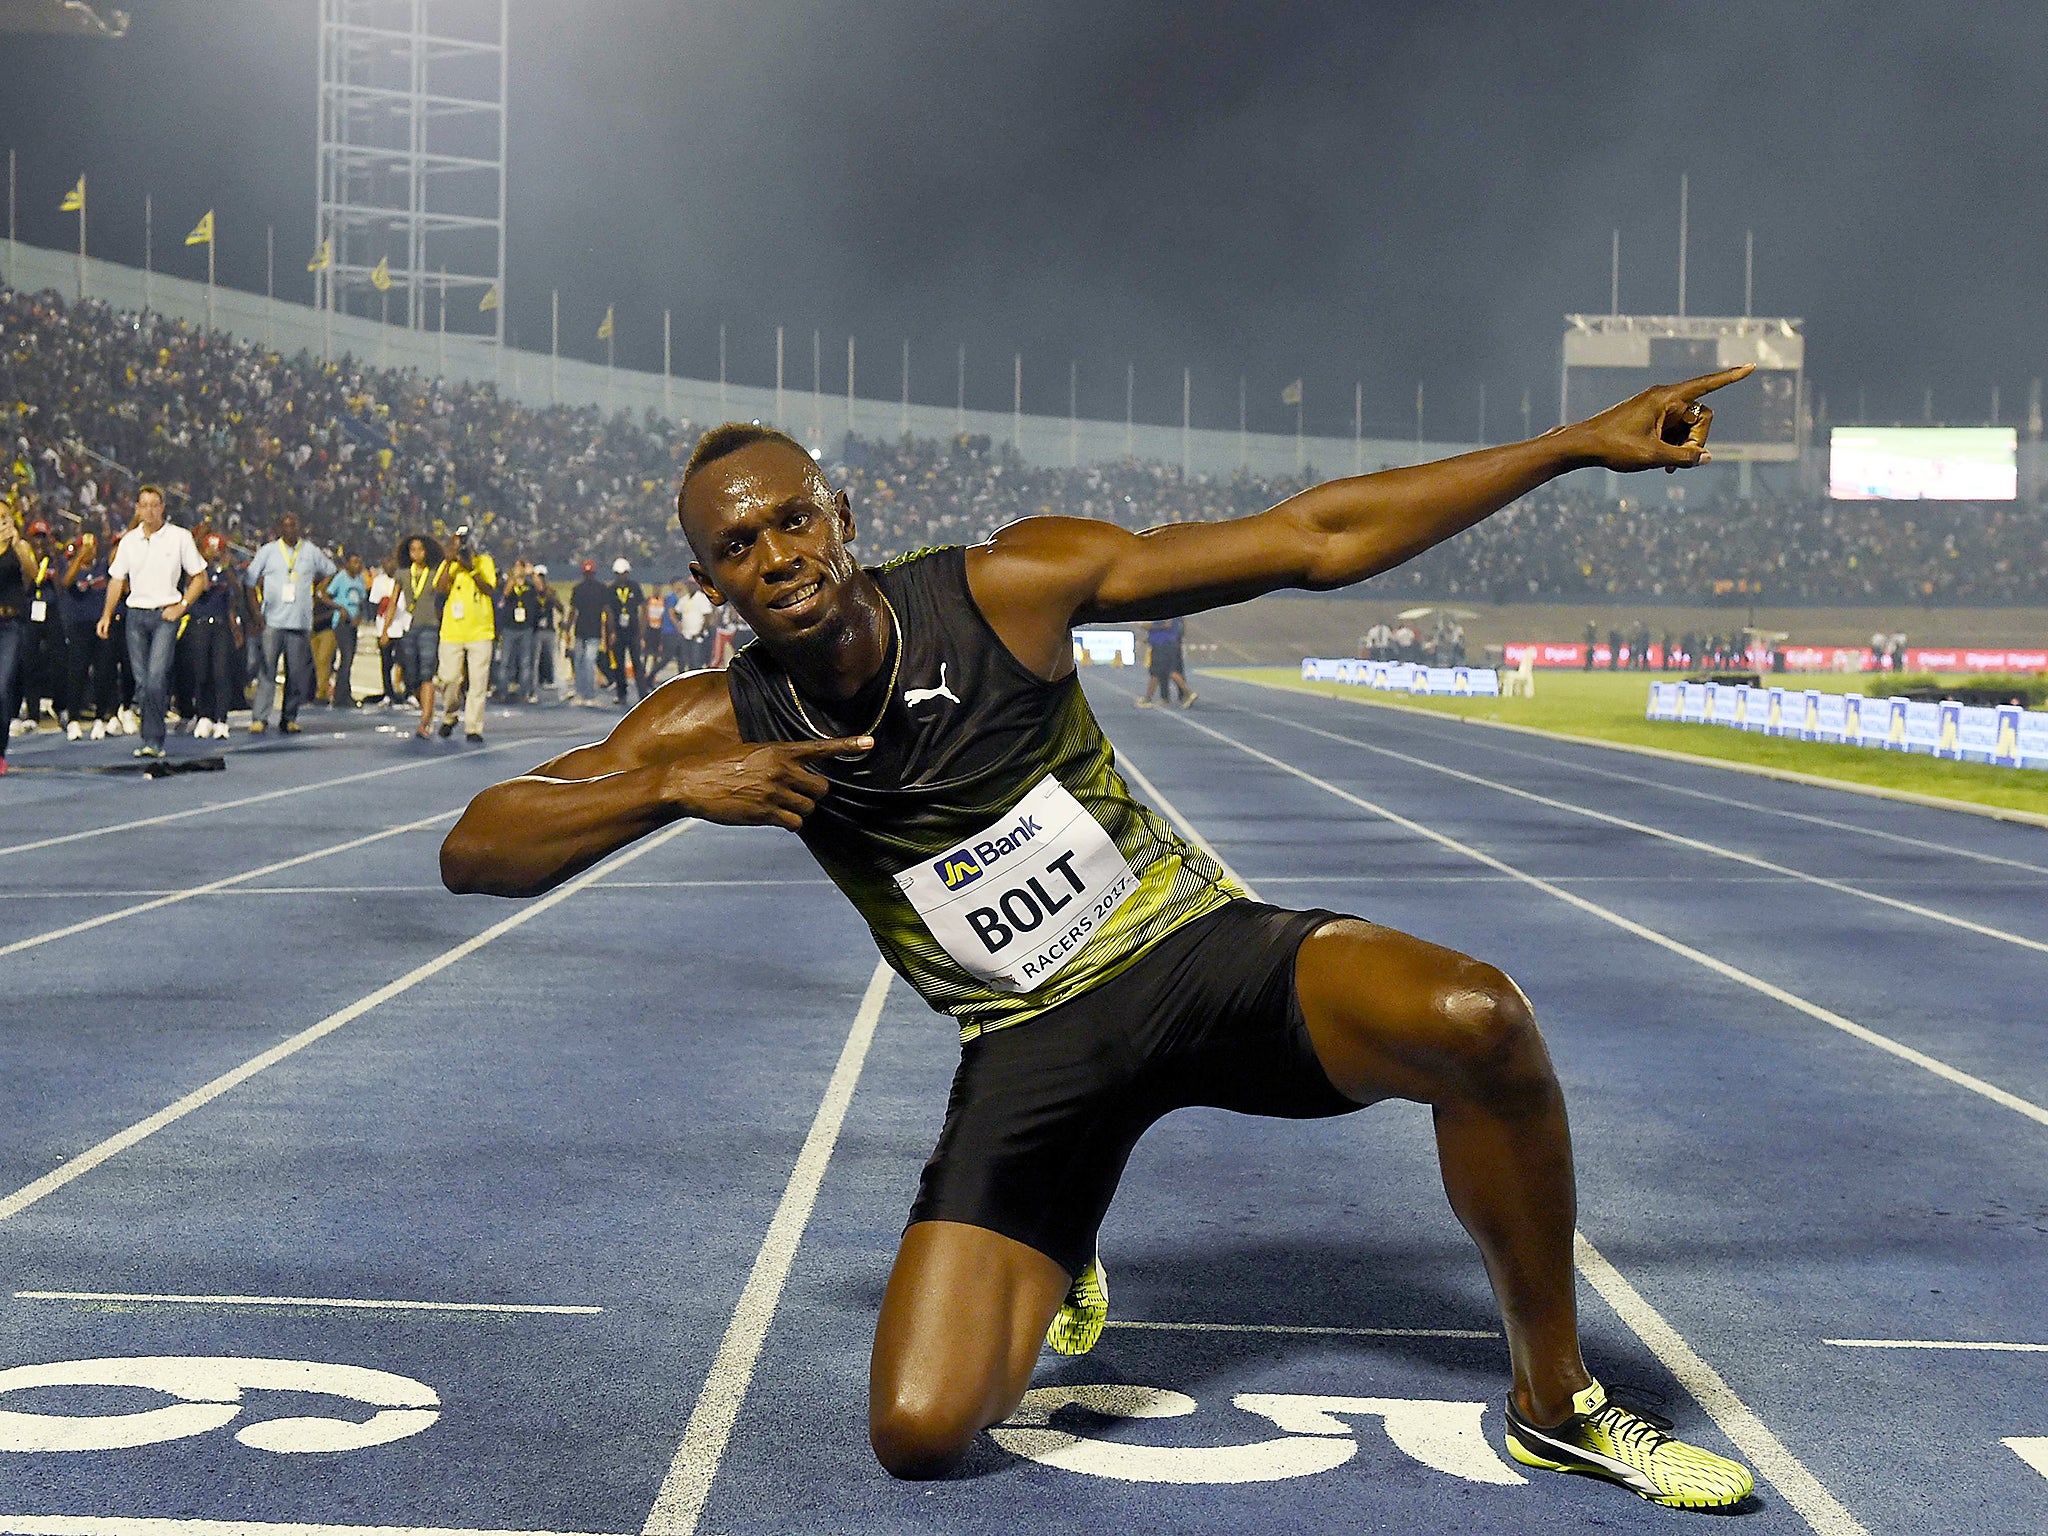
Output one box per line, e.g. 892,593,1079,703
1181,367,1191,480
663,308,672,418
549,287,559,405
1012,353,1022,451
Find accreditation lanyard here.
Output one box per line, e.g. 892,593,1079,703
276,542,301,606
29,555,48,623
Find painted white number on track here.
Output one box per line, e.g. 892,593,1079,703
991,1384,1525,1486
0,1357,440,1454
2008,1437,2048,1483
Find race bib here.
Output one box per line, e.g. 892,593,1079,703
513,605,526,624
29,599,47,623
895,775,1139,994
279,582,297,604
449,598,465,620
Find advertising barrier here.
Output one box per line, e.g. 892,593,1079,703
1303,658,1501,697
1508,643,2048,673
1645,681,2048,769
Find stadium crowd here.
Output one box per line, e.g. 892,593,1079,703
8,277,2048,766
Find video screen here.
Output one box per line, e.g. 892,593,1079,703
1829,427,2017,501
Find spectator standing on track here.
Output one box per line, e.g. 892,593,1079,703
709,599,740,669
367,555,400,704
244,513,335,737
495,558,538,703
677,582,714,671
0,500,38,773
326,552,369,708
98,484,207,759
530,564,561,701
567,558,607,704
434,524,497,742
645,586,670,684
57,526,103,739
605,558,645,704
1138,614,1194,708
1582,620,1597,670
181,530,245,738
397,535,442,737
20,519,66,731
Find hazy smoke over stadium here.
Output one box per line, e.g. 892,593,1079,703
0,0,2040,436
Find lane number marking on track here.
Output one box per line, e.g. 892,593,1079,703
990,1384,1524,1486
2007,1438,2048,1482
0,1357,439,1454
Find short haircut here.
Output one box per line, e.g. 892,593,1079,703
675,423,816,527
136,483,164,503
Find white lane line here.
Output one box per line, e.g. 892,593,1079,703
0,1520,631,1536
641,957,893,1536
1575,1233,1869,1536
1236,701,2048,962
0,822,693,1228
0,739,535,861
1337,693,2048,878
1157,709,2048,1129
14,1290,602,1315
1825,1338,2048,1353
1211,670,2048,830
1120,736,1867,1535
1106,1320,1498,1339
0,813,458,960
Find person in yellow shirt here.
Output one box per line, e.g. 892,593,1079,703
433,524,497,741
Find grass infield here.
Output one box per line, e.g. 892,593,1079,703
1204,666,2048,819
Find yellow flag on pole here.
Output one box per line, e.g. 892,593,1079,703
185,210,214,246
60,176,85,213
1280,379,1303,407
479,284,499,312
369,256,392,292
597,305,615,341
307,239,331,273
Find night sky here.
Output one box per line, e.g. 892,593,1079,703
1,0,2040,440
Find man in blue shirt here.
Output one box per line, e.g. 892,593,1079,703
243,512,336,735
325,551,370,708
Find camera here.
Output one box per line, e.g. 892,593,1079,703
454,523,472,540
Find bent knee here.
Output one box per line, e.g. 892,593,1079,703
870,1398,981,1480
1438,964,1547,1087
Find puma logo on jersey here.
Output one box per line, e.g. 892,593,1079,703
904,662,961,709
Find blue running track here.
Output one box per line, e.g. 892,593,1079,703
3,677,2046,1536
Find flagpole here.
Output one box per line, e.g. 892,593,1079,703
77,177,86,303
1294,384,1303,475
606,310,615,413
955,343,965,438
1013,353,1023,454
1068,359,1077,468
1353,380,1362,475
438,267,447,379
5,149,14,279
662,308,672,419
143,193,152,315
721,323,729,418
1125,363,1134,458
812,328,822,446
206,225,215,332
897,337,907,437
549,287,558,406
265,225,275,351
1181,366,1190,480
1238,375,1247,472
777,323,786,428
845,334,854,440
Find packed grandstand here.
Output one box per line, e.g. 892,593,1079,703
6,281,2047,605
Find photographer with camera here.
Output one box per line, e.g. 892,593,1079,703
432,522,497,742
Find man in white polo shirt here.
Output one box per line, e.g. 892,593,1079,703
97,484,207,759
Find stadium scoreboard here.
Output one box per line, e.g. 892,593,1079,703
1563,314,1803,460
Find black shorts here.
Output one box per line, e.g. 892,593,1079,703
1148,641,1184,680
907,900,1361,1277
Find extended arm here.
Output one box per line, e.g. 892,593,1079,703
439,670,871,897
966,367,1748,673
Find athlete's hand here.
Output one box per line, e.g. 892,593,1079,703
665,735,873,830
1564,364,1752,474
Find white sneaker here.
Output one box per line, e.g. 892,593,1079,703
89,719,107,741
194,718,216,739
118,707,140,734
66,720,83,741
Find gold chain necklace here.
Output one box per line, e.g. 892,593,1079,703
785,592,901,742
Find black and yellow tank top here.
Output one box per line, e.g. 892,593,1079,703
727,546,1241,1038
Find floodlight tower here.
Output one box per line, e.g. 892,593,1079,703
315,0,507,346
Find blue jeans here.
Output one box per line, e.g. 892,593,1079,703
254,626,314,728
125,607,180,748
497,628,535,700
573,636,601,700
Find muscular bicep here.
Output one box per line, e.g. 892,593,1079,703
526,670,740,781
